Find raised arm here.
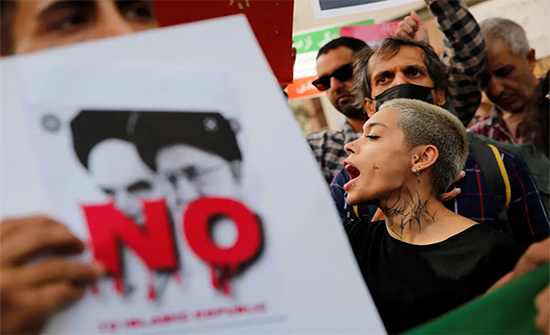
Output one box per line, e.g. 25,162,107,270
427,0,486,126
396,0,486,126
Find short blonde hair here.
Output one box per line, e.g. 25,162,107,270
380,99,468,193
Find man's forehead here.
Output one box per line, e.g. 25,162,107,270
316,46,354,75
369,46,426,74
485,38,521,67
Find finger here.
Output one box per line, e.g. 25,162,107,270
411,11,423,24
451,171,466,185
513,239,550,279
7,282,89,334
441,188,461,202
397,21,415,37
35,282,88,315
1,227,85,266
536,285,549,310
0,216,66,241
487,271,514,293
535,286,550,334
371,208,385,221
404,16,418,31
395,29,411,39
19,259,104,286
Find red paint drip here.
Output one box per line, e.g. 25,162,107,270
210,266,233,296
222,276,231,295
113,277,124,296
147,272,156,301
210,265,219,289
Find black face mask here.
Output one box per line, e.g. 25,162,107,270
374,84,435,111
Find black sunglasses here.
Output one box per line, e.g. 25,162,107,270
312,63,353,92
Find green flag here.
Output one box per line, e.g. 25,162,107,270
407,263,549,334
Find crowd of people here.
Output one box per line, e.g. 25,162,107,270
0,0,549,334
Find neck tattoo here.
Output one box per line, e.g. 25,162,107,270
383,187,436,239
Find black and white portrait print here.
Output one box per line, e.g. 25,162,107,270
70,110,243,225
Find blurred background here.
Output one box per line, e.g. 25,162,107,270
288,0,550,135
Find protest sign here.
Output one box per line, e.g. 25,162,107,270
339,21,400,46
1,15,385,334
154,0,295,84
287,21,399,100
311,0,420,19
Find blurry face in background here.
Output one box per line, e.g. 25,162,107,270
11,0,158,54
88,139,165,225
365,46,446,116
155,144,241,221
316,46,365,120
481,38,537,114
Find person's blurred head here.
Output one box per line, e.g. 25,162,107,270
480,18,537,114
1,0,158,56
524,71,549,156
343,99,468,206
353,37,448,117
71,111,164,224
132,112,242,221
315,37,371,120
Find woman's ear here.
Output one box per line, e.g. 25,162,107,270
364,97,376,117
411,145,439,174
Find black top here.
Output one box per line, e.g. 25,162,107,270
346,220,522,334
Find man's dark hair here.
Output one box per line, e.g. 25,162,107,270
352,37,449,107
131,111,242,171
317,37,368,59
1,0,16,56
70,111,133,169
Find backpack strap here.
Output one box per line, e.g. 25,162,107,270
470,142,512,236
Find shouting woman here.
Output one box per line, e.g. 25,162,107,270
343,98,522,334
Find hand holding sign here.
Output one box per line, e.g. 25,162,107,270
0,216,103,334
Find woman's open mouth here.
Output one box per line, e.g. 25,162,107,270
343,161,361,191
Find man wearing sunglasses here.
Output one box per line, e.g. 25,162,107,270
307,37,372,184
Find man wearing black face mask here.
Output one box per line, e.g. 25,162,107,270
332,37,549,248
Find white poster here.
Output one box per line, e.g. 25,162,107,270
311,0,421,19
1,15,386,334
16,62,287,334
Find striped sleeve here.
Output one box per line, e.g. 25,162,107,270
427,0,486,126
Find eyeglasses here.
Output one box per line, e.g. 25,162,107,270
312,63,353,92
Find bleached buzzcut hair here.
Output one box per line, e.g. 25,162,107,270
480,18,530,57
379,99,468,194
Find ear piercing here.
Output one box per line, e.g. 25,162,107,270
414,167,421,183
374,165,378,169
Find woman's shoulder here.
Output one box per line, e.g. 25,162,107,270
345,220,387,252
345,219,386,237
459,224,522,260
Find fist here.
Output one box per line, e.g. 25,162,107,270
0,216,104,334
395,11,429,44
